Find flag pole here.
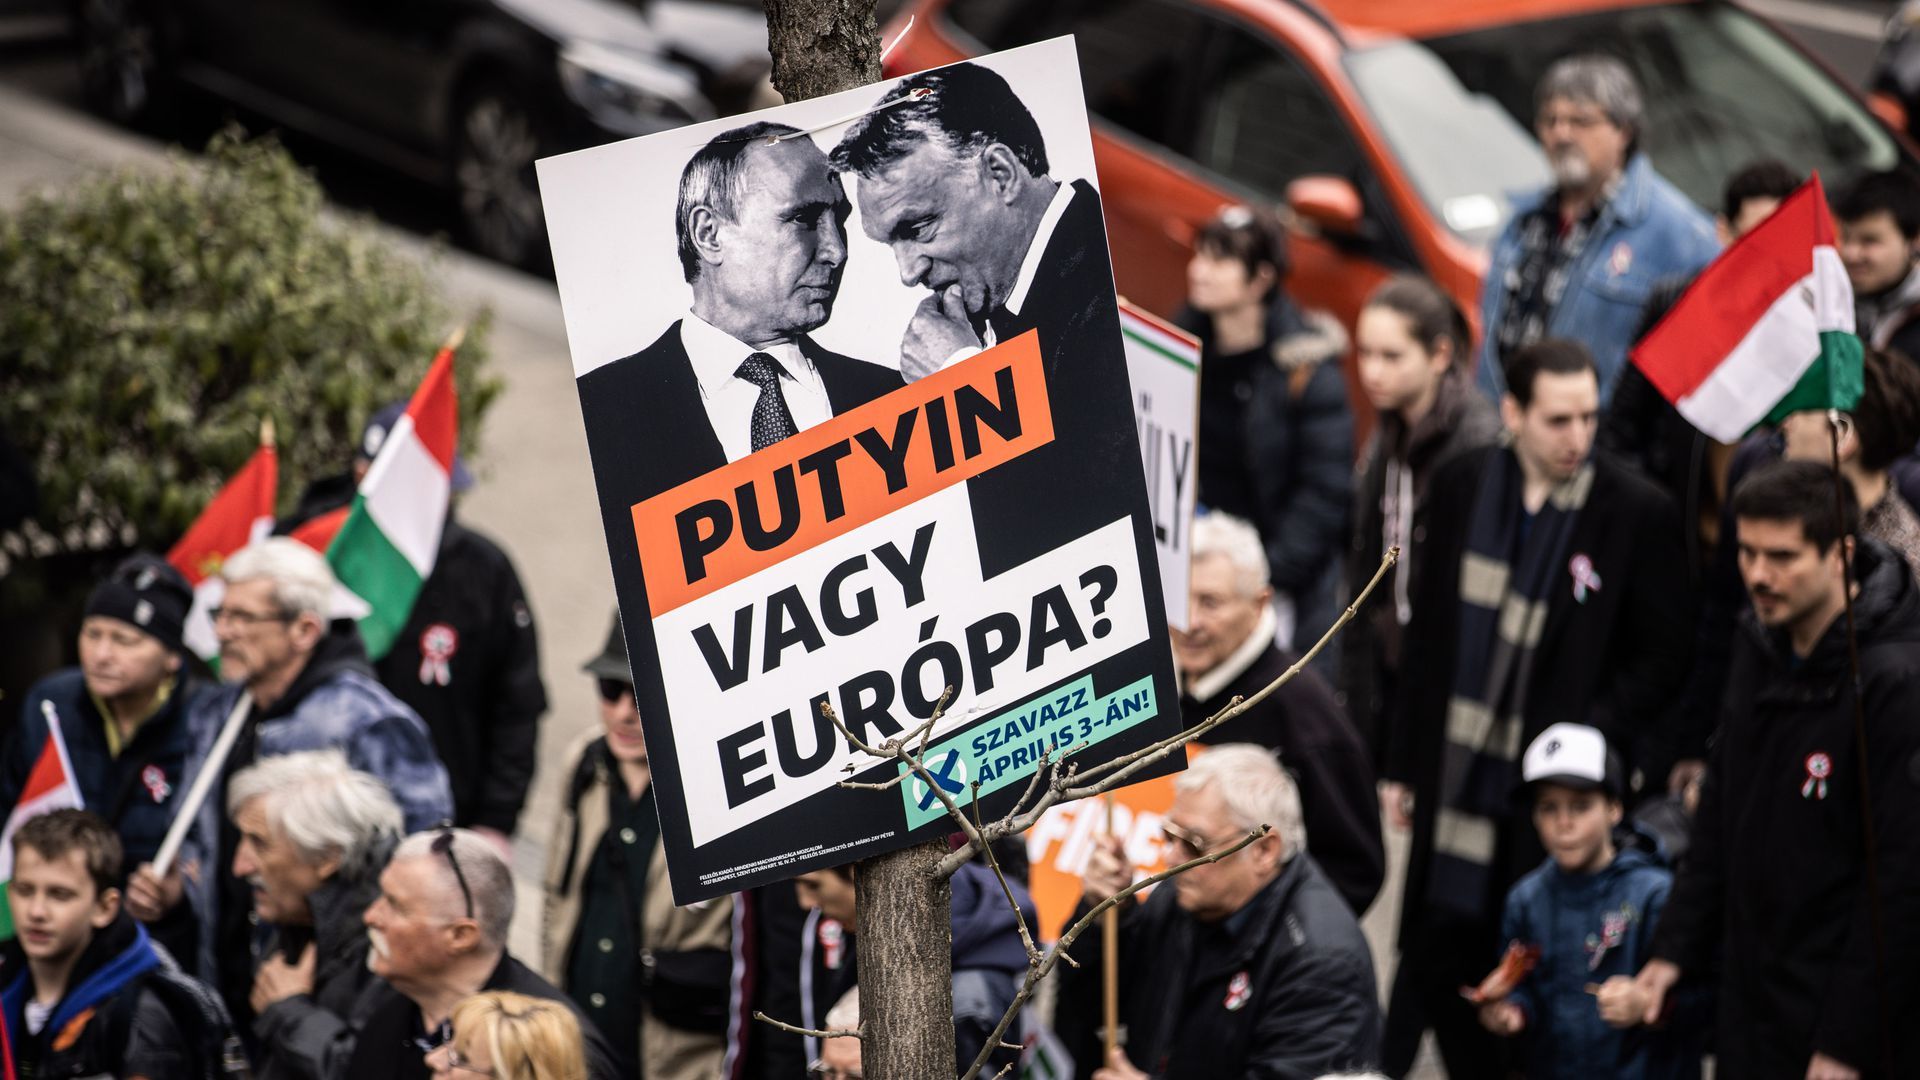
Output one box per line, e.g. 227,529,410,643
1102,796,1120,1065
260,416,275,450
150,692,252,879
1825,412,1892,1074
441,324,466,355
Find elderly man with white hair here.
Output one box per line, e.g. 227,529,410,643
345,827,623,1080
1059,744,1381,1080
1178,513,1383,916
227,750,402,1079
125,538,453,1031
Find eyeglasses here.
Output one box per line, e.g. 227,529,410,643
1535,109,1611,132
596,677,633,704
1162,819,1230,858
208,605,295,627
433,826,475,919
806,1063,863,1080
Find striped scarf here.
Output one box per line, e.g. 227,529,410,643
1427,447,1594,919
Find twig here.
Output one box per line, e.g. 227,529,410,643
971,782,1042,963
822,692,985,853
751,1011,859,1041
936,547,1397,877
956,827,1271,1080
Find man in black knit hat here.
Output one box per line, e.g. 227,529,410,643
7,553,207,958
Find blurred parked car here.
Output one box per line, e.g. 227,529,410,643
73,0,773,269
887,0,1916,430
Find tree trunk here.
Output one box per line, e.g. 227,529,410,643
752,6,956,1068
761,0,881,103
755,7,957,1074
855,839,957,1078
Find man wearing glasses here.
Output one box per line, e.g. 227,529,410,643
1475,54,1717,408
126,538,454,1031
348,827,623,1080
1054,745,1381,1080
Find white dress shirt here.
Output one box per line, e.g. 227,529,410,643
680,312,834,463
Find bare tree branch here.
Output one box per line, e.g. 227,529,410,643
955,827,1271,1080
935,546,1398,876
752,1011,860,1041
970,782,1042,964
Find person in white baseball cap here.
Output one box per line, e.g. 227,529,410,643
1476,722,1706,1078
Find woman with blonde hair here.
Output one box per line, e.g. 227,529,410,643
426,991,589,1080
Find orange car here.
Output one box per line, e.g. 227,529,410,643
885,0,1912,429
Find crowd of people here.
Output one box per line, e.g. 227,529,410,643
7,49,1920,1080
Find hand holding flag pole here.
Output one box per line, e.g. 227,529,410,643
149,692,252,879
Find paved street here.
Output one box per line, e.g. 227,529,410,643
0,2,1897,1073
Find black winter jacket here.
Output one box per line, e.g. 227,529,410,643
1341,369,1499,761
1186,643,1384,916
342,953,626,1080
10,670,204,875
1653,540,1920,1078
250,844,390,1080
1,912,242,1080
1388,446,1694,947
374,519,547,834
1177,298,1354,603
1056,854,1381,1079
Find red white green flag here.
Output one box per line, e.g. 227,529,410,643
326,338,460,660
166,426,279,665
1631,174,1863,442
0,705,84,940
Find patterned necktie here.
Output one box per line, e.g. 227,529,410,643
735,352,799,452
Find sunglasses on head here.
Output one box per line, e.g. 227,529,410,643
596,677,633,704
432,825,475,919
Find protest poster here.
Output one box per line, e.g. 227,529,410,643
537,38,1182,902
1119,301,1199,630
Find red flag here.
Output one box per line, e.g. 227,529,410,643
167,425,278,662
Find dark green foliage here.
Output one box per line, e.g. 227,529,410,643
0,129,499,553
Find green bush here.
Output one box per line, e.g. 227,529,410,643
0,128,500,554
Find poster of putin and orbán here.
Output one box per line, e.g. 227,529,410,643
537,38,1182,903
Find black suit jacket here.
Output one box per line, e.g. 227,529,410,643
969,179,1141,576
573,321,902,868
577,319,904,507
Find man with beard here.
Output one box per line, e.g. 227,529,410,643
1637,461,1920,1079
575,120,903,500
1476,54,1717,407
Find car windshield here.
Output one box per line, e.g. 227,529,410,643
1345,3,1901,248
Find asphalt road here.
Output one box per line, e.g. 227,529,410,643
0,3,1898,1075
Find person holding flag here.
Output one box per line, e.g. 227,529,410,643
6,554,203,957
1636,462,1920,1079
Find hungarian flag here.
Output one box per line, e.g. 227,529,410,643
0,706,84,940
327,337,460,661
1632,174,1863,442
166,426,278,665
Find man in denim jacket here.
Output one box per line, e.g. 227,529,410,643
1477,55,1718,407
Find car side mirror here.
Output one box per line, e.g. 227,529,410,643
1286,175,1364,239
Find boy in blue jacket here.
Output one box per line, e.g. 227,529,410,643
1476,723,1702,1079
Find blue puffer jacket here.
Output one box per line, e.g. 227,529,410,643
179,623,453,981
1500,829,1706,1079
1476,154,1718,407
10,669,204,874
951,861,1036,1075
